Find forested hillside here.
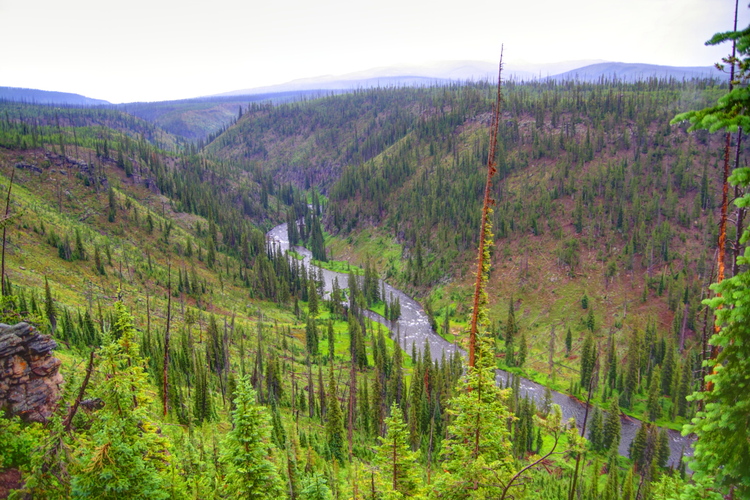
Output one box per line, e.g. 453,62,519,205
0,53,745,498
204,78,739,423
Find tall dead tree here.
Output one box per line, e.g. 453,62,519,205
468,47,504,368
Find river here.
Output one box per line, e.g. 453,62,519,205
267,222,694,468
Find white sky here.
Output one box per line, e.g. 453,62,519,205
0,0,747,103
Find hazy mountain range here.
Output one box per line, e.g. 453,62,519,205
1,60,722,107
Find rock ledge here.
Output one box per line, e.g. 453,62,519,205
0,323,63,422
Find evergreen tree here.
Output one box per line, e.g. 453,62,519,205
586,309,596,332
588,407,603,452
621,330,640,409
375,402,420,497
565,327,572,356
306,317,319,358
220,375,285,499
647,365,662,422
505,297,517,366
325,367,345,463
517,330,528,368
72,302,174,499
94,245,105,275
655,428,670,469
673,23,750,494
108,187,116,222
299,473,332,500
308,278,319,316
326,318,335,362
580,330,596,389
629,423,648,470
44,276,56,332
434,202,516,497
602,398,621,454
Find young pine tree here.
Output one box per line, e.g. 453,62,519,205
375,402,420,497
220,375,285,499
71,302,175,499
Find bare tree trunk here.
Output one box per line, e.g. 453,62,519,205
163,261,172,417
64,350,96,431
1,168,15,296
469,48,504,368
708,0,740,391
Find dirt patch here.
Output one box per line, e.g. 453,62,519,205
0,468,23,499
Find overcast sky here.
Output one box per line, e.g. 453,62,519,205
1,0,747,103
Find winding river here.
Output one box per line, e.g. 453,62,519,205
267,223,694,468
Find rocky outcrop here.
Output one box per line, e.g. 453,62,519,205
0,323,63,422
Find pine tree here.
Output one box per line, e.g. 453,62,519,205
655,428,670,469
220,375,285,499
621,330,640,409
300,473,332,500
325,367,345,463
580,330,596,388
74,228,86,260
647,365,662,422
588,407,603,452
517,330,528,368
306,317,319,358
326,319,335,362
565,327,572,356
661,339,675,396
308,278,319,316
94,245,105,275
629,423,648,469
673,22,750,494
606,340,617,390
72,302,174,499
586,308,596,332
107,187,116,222
375,402,419,497
44,276,56,332
602,398,621,454
603,449,619,500
505,298,517,366
434,173,516,497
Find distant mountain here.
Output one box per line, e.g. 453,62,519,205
119,91,337,140
548,62,722,82
213,59,606,97
0,86,109,106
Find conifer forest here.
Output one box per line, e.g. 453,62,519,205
2,10,750,500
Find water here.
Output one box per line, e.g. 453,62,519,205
267,223,694,467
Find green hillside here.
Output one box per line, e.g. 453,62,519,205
0,69,743,498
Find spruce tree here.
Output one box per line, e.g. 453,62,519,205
655,428,670,469
220,375,285,499
602,398,621,454
580,330,596,388
629,423,648,470
673,22,750,494
44,276,56,332
434,199,516,497
325,366,345,463
326,319,335,362
505,297,517,366
308,278,319,316
517,330,528,368
306,317,319,358
375,402,419,497
72,302,174,499
647,365,662,422
588,408,603,452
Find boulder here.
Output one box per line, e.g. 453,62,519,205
0,323,63,422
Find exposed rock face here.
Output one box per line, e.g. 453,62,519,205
0,323,63,422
